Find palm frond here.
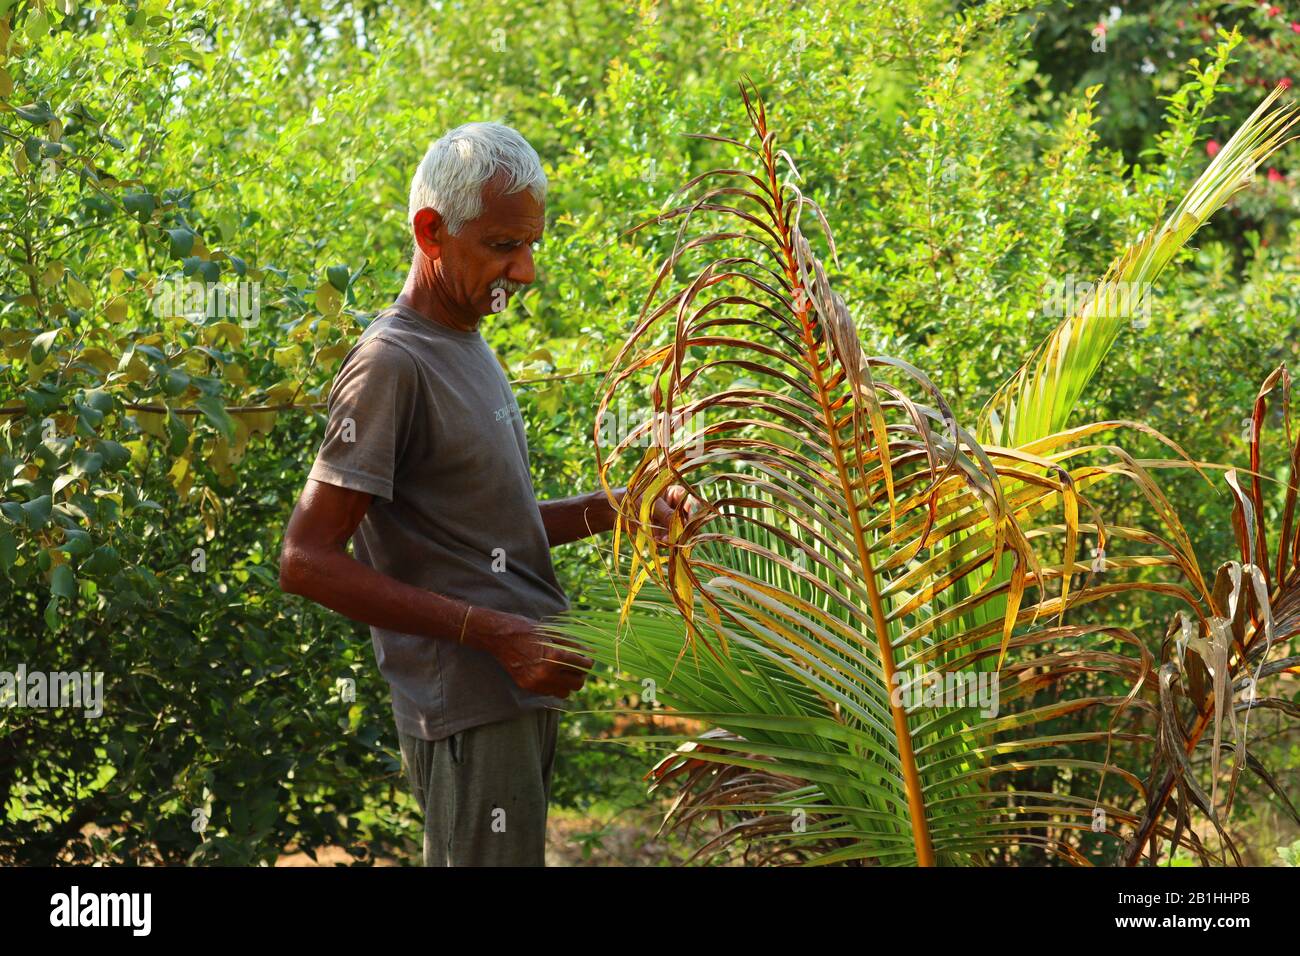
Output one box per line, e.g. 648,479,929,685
979,83,1299,448
552,79,1213,866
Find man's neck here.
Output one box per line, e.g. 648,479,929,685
398,264,480,334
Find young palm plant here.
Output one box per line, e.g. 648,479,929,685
552,79,1241,866
966,83,1299,864
951,83,1298,691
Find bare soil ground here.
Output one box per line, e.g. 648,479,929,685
273,806,676,866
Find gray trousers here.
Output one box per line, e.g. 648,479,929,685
397,707,560,866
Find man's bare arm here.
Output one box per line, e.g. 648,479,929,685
539,484,700,548
537,488,620,547
279,478,591,698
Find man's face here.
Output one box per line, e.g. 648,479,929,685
432,174,545,318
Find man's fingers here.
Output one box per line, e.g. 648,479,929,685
663,484,702,513
543,644,592,669
650,486,704,540
537,664,588,699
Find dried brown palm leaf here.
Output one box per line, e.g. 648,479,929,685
1126,366,1300,865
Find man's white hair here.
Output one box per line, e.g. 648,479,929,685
408,122,547,236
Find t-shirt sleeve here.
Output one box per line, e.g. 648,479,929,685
307,336,419,502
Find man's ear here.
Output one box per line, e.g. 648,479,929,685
412,207,444,259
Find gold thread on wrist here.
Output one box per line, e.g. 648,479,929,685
458,605,473,644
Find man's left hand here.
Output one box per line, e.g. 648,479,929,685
620,483,702,545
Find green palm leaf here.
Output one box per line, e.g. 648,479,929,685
979,83,1298,449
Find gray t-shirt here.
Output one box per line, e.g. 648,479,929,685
307,303,570,741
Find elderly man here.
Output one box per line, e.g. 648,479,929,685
279,122,678,866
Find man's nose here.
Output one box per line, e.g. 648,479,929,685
507,245,536,286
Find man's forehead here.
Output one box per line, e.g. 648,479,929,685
477,185,545,235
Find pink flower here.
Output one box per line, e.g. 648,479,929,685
1267,167,1284,182
1206,140,1221,158
1292,22,1300,32
1268,5,1281,15
1280,77,1294,90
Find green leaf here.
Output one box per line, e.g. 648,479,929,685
0,531,15,571
97,439,132,471
166,413,190,456
50,563,75,599
72,449,104,476
59,528,92,557
161,368,190,396
84,389,115,414
196,394,235,442
167,228,195,259
81,545,121,577
326,265,350,292
123,191,156,221
21,495,52,529
15,101,55,125
30,328,60,365
74,396,104,430
24,7,49,40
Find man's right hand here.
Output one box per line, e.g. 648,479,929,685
474,608,593,699
281,481,593,697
